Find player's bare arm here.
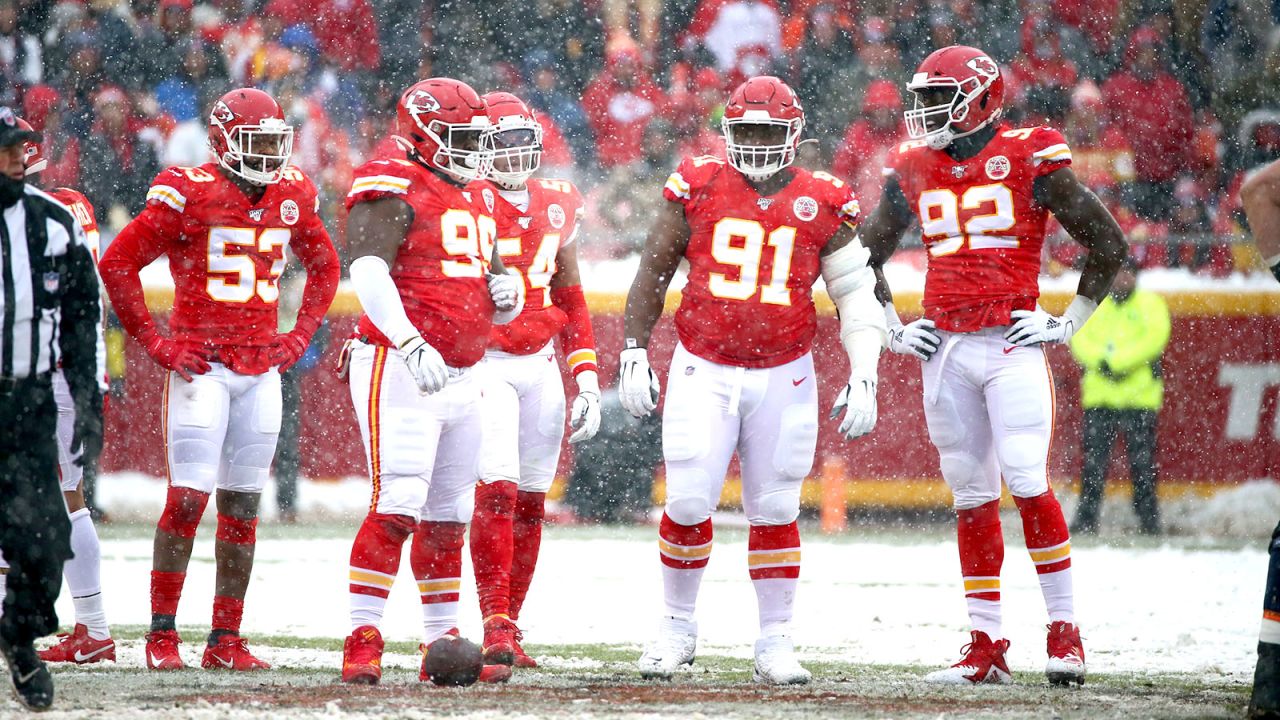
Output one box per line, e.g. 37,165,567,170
618,199,690,417
1241,158,1280,281
346,196,450,394
1034,167,1127,303
860,176,942,361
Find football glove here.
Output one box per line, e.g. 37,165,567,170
830,373,877,440
142,331,211,382
487,272,522,311
618,347,660,418
267,330,310,371
888,317,941,361
1005,296,1097,347
399,335,449,395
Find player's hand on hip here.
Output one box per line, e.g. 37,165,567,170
144,333,211,382
830,373,877,440
267,330,309,372
618,348,660,418
399,335,449,394
1005,308,1070,347
888,318,941,361
486,271,521,312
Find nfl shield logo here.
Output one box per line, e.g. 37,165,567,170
951,166,966,178
249,208,264,222
518,217,532,229
43,271,59,293
757,198,774,210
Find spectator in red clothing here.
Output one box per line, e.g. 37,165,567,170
1063,82,1134,197
831,79,901,210
263,0,380,72
1101,26,1195,221
22,85,80,190
581,41,666,168
1008,15,1077,126
80,86,160,217
686,0,783,75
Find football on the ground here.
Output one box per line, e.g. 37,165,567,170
422,635,483,686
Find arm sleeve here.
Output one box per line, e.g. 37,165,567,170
287,214,341,340
58,220,103,412
97,208,174,343
349,255,419,348
1106,295,1171,374
550,284,597,378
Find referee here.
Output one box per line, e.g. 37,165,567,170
0,107,102,711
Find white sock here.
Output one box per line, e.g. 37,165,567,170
967,597,1003,639
350,593,387,632
752,577,797,638
422,601,458,644
661,564,706,623
1038,568,1075,624
64,508,109,640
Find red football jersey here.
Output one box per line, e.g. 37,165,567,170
48,188,100,261
482,177,585,355
125,163,331,373
346,158,497,368
664,156,861,368
886,124,1072,332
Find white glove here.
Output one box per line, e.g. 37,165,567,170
618,347,660,418
1005,296,1097,347
568,370,602,443
888,318,942,361
487,272,521,312
830,373,877,440
399,335,449,395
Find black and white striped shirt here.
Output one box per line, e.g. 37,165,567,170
0,185,99,383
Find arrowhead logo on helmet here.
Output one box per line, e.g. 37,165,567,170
207,88,294,186
406,90,441,115
394,78,492,184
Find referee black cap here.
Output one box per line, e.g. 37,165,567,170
0,106,41,147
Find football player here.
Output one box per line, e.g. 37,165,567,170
338,77,522,686
620,76,885,684
469,91,600,669
859,46,1126,685
1,118,115,664
98,88,341,671
1240,159,1280,718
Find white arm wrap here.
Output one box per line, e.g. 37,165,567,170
350,255,419,348
821,241,887,379
1064,294,1098,335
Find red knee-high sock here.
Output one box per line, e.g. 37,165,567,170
471,482,517,621
150,571,186,621
748,522,801,636
957,499,1004,637
411,521,465,642
509,491,546,622
348,512,416,629
1014,491,1075,622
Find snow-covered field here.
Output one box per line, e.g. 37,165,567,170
8,473,1265,717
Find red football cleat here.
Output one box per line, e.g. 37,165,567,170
924,630,1013,685
39,624,115,664
145,629,185,670
481,616,517,666
478,663,513,684
1046,621,1086,686
201,634,270,671
511,629,537,669
342,625,384,685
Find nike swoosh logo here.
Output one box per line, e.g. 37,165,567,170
16,667,40,684
1003,347,1017,354
211,654,234,668
73,645,112,662
147,649,167,667
792,377,806,386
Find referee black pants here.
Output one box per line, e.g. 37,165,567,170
0,376,71,646
1073,407,1161,535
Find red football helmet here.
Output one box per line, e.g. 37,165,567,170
395,78,491,183
721,76,805,181
904,45,1005,150
481,91,542,190
17,118,45,175
207,88,293,186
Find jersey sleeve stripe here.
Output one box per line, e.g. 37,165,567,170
1032,144,1071,159
146,185,186,212
566,348,597,371
349,176,412,196
664,172,691,200
1033,149,1073,166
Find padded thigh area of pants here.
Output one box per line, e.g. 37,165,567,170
380,408,433,477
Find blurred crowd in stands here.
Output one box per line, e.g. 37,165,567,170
4,0,1280,274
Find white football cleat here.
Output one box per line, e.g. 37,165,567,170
638,617,697,679
924,630,1013,685
752,635,811,685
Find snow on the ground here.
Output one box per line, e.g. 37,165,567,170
70,474,1265,680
